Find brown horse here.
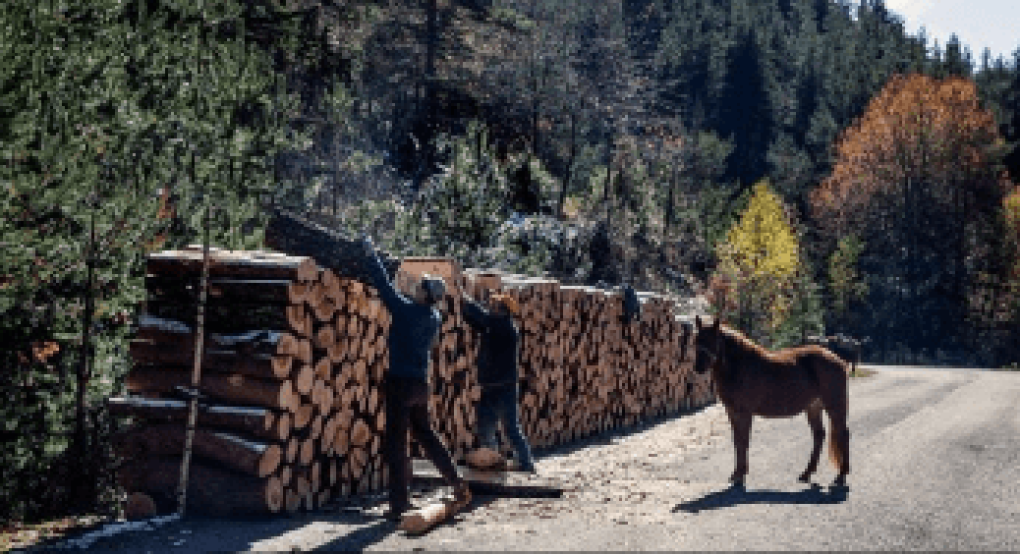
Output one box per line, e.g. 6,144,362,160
693,316,851,487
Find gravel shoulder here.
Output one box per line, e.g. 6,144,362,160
36,366,1020,552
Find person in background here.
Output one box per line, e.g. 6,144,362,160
461,288,537,473
361,234,470,521
621,283,642,325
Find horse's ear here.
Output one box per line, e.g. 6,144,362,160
695,315,702,330
712,317,721,331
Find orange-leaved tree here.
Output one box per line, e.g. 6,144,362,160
810,73,1007,361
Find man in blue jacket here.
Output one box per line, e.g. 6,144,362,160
361,234,470,521
462,290,536,473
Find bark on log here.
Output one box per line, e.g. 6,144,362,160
129,341,291,380
264,208,400,282
134,322,310,364
107,397,291,442
125,367,298,412
117,456,284,515
398,500,462,535
143,301,308,335
147,249,318,282
145,277,311,305
115,422,282,478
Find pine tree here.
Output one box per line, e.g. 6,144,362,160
0,0,323,521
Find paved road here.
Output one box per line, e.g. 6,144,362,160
42,366,1020,551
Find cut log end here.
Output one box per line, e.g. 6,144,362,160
398,500,462,535
124,492,158,521
465,447,504,470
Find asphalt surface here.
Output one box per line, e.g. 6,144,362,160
37,365,1020,551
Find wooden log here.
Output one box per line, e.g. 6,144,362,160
293,363,315,397
142,301,309,335
125,367,298,412
398,499,464,535
147,248,318,282
298,437,316,466
465,448,505,470
293,403,315,430
135,319,308,361
118,457,284,515
284,487,302,514
350,419,371,448
314,324,335,352
129,341,292,381
264,208,400,282
107,397,291,442
145,277,312,305
124,492,158,521
116,422,283,478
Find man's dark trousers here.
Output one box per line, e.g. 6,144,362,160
385,377,460,511
476,383,535,471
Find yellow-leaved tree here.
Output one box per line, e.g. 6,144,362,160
710,180,814,345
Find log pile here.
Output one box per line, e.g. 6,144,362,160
484,277,711,453
111,246,712,517
113,246,397,515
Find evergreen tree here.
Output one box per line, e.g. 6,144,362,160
0,0,323,521
715,30,776,191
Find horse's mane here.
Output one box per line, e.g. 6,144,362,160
719,324,772,358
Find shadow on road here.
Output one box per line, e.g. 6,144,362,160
310,493,501,551
672,483,848,513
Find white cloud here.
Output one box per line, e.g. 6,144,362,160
881,0,932,23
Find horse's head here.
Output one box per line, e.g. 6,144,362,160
694,315,723,374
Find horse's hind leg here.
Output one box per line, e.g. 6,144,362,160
824,388,851,487
726,407,752,486
798,402,825,483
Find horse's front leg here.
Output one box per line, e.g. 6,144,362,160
726,407,752,485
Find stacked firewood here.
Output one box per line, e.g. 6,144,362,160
110,247,712,517
112,246,397,515
488,277,709,452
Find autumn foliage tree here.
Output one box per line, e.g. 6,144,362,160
710,181,819,346
810,73,1007,362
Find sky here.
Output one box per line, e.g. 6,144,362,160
881,0,1020,63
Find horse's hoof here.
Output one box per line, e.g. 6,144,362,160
832,476,847,487
798,473,811,483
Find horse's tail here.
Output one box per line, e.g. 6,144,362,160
828,420,846,471
826,362,851,474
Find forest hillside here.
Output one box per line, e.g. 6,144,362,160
2,0,1019,525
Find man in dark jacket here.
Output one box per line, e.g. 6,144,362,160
621,283,641,325
361,235,470,521
462,290,536,473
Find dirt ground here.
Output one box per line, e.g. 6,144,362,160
29,402,728,552
24,366,1020,551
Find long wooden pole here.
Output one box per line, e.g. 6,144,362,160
177,148,210,517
